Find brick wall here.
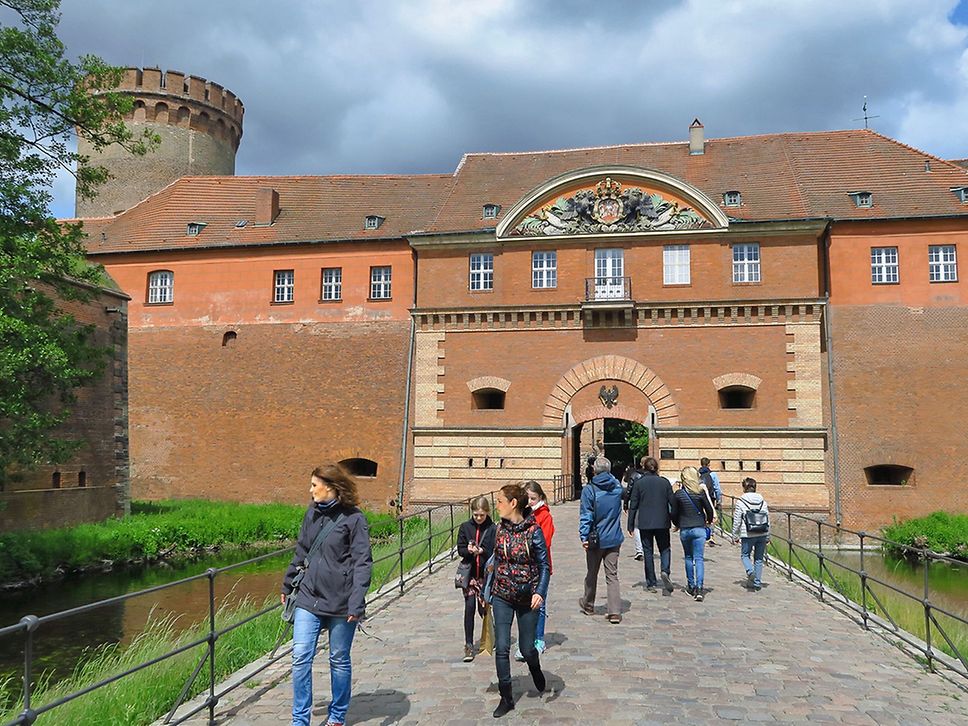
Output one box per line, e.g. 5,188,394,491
829,305,968,530
127,320,410,509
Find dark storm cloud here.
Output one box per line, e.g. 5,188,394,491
46,0,968,217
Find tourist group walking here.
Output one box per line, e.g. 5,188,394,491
281,456,768,722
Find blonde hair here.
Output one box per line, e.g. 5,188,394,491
469,496,491,512
680,466,701,495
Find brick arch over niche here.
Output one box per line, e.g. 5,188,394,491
466,376,511,392
712,372,763,391
542,355,679,427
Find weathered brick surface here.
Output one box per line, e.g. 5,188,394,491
128,321,409,509
171,503,968,725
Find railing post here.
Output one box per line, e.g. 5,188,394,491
449,503,455,556
427,509,433,574
817,520,825,602
786,512,793,581
19,615,39,725
207,567,217,725
859,532,869,630
398,517,405,594
923,547,933,672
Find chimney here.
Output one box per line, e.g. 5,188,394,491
689,118,705,155
255,187,279,225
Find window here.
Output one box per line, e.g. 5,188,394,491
732,243,761,283
370,266,392,299
364,215,383,230
147,270,174,304
186,222,206,236
469,253,494,291
321,267,343,300
339,458,378,477
472,388,505,410
723,191,741,207
532,251,557,288
52,471,61,488
952,187,968,203
221,331,237,347
663,245,691,285
850,191,873,208
78,470,86,488
870,247,899,284
929,245,957,282
864,465,914,486
273,269,295,303
660,449,676,460
483,204,500,219
719,386,756,409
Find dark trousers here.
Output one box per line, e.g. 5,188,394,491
492,596,540,687
639,528,671,586
463,593,483,646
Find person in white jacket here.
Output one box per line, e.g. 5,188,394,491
731,477,770,591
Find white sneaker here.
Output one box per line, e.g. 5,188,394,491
514,646,525,662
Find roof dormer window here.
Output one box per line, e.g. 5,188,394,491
364,215,384,230
952,187,968,204
483,203,501,219
186,222,207,236
723,191,742,207
849,191,873,208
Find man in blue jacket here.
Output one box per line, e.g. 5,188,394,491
579,457,626,623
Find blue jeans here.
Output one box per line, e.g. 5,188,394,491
492,596,540,687
291,607,357,726
679,527,706,589
535,595,548,642
741,536,768,587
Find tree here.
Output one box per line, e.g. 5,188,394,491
0,0,157,485
624,422,650,462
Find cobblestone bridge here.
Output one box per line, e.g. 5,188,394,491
178,502,968,725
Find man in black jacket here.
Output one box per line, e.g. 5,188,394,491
627,456,676,593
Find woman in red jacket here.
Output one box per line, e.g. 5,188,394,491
522,480,554,655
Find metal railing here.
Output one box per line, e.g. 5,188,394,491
720,494,968,681
1,484,557,726
583,276,632,302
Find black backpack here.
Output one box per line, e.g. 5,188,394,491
743,500,769,534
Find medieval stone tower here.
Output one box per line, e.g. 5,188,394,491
75,67,244,218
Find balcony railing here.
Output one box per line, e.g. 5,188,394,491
583,276,632,303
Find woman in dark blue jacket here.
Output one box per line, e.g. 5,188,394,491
486,483,550,718
282,464,373,726
578,457,626,623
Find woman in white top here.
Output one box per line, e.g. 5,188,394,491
731,477,770,591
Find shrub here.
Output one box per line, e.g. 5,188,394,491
882,511,968,561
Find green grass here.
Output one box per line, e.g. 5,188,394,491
0,500,409,585
717,507,968,666
882,511,968,561
0,509,461,725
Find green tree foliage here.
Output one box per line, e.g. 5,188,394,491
624,422,650,462
0,0,157,485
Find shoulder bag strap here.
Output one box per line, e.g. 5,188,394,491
683,489,705,518
302,512,346,568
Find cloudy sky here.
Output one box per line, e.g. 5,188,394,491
49,0,968,218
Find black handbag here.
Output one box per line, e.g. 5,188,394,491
282,512,345,623
455,561,472,589
587,486,600,550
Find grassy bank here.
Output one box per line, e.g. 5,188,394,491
0,513,461,725
0,500,411,585
882,511,968,561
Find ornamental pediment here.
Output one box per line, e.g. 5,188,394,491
497,167,728,239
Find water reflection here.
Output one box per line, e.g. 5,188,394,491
0,548,293,689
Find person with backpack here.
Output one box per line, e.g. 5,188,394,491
731,477,770,591
579,456,626,623
670,466,714,601
622,463,645,561
698,457,722,546
281,463,373,726
456,496,496,662
485,483,550,718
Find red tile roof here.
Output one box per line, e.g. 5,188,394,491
81,129,968,254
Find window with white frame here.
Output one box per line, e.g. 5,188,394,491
273,269,295,303
870,247,899,284
147,270,174,304
732,243,761,283
469,253,494,291
370,266,392,299
663,245,691,285
928,245,957,282
532,251,557,288
321,267,342,300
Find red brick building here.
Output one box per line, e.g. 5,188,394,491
79,115,968,529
